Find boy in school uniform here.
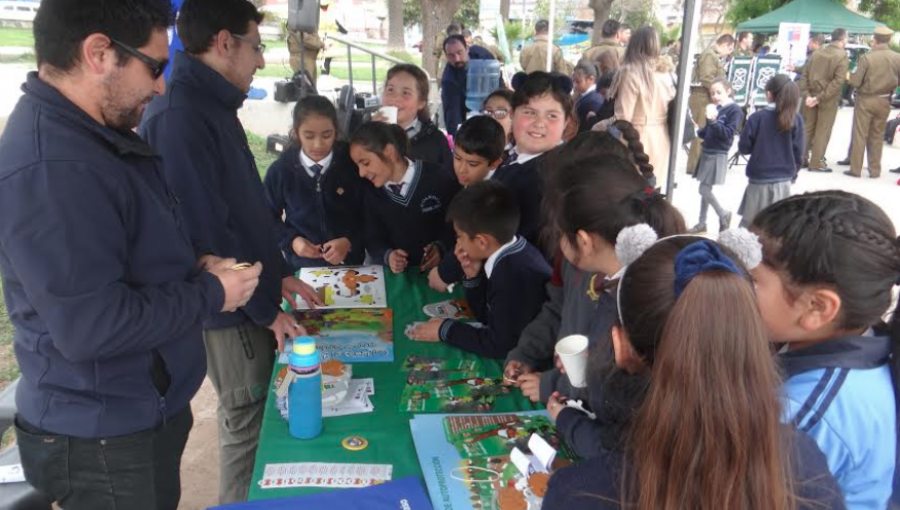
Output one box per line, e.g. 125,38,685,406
411,181,551,359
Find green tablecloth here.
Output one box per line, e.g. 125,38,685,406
248,269,542,501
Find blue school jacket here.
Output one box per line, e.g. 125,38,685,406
264,144,365,269
779,335,896,510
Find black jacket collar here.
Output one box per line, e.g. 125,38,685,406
23,72,156,158
778,334,892,378
169,51,246,111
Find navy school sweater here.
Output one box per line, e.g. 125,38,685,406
576,90,604,134
435,156,546,285
738,107,805,183
263,144,365,270
140,51,291,330
363,160,461,266
542,426,846,510
697,102,743,154
0,73,223,438
438,237,551,358
409,119,453,177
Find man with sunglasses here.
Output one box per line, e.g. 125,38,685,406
0,0,266,508
140,0,321,503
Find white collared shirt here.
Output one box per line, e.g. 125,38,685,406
510,147,542,166
485,236,518,279
404,118,423,139
580,84,597,99
385,158,416,198
485,169,497,181
299,149,334,179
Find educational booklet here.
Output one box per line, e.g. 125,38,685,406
400,377,511,413
292,265,388,310
293,308,394,363
410,412,577,510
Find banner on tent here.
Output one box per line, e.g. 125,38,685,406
729,56,755,105
751,56,783,106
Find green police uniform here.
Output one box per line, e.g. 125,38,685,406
287,30,324,86
799,42,848,170
687,47,726,174
848,30,900,178
581,38,625,65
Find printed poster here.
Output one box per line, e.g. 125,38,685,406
293,308,394,363
292,265,387,310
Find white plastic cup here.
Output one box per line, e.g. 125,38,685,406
555,335,589,388
706,103,718,120
378,106,398,124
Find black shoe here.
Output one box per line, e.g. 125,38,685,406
837,158,851,166
808,167,833,173
843,170,860,178
890,167,900,173
801,161,809,169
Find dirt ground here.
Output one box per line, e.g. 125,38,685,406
179,377,221,510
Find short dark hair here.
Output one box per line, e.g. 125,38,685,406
462,28,473,38
831,28,847,41
447,23,462,35
738,31,753,42
535,20,550,34
810,34,826,45
33,0,173,72
618,23,631,32
178,0,264,55
512,71,574,121
716,33,736,46
443,34,468,52
574,62,598,80
455,116,507,163
601,19,621,39
289,95,338,148
447,180,519,244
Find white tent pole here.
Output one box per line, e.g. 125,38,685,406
546,0,556,72
665,0,702,199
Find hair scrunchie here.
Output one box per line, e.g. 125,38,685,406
673,241,743,298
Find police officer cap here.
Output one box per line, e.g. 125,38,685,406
874,26,894,36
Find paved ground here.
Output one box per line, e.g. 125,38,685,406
0,63,898,508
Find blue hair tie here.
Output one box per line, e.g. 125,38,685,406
673,241,743,297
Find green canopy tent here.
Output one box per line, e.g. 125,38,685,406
736,0,886,34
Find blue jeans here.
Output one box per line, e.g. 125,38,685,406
14,407,193,510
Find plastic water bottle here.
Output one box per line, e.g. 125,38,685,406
466,59,502,116
288,336,323,439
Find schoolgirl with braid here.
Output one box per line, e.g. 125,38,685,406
752,190,900,510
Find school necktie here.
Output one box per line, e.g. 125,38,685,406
310,164,323,180
388,183,404,196
503,151,518,166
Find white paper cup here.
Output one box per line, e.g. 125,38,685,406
377,106,398,124
706,104,718,120
555,335,589,388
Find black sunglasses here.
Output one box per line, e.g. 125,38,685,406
110,38,168,80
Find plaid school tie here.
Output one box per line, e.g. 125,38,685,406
310,164,323,180
502,151,518,166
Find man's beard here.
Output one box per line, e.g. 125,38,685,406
101,72,152,131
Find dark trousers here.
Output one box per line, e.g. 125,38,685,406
14,406,193,510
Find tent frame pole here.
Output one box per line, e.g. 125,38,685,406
665,0,703,200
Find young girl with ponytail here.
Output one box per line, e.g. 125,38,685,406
751,190,900,510
542,230,845,510
737,74,803,227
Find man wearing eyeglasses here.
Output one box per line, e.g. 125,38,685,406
0,0,266,508
139,0,322,504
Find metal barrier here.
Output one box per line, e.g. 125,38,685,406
323,33,432,93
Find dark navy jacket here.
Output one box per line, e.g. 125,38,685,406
410,119,453,176
542,427,847,510
363,160,460,267
575,90,604,133
441,45,498,137
697,102,743,154
0,73,223,438
438,238,550,358
739,106,804,183
141,51,290,330
263,144,365,270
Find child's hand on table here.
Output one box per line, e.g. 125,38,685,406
427,267,450,292
420,243,442,272
547,392,567,421
281,276,323,310
517,372,543,403
292,236,323,259
388,249,409,273
410,318,443,342
503,360,533,384
322,238,351,265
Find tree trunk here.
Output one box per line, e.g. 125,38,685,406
387,0,406,51
500,0,511,23
589,0,615,46
421,0,464,79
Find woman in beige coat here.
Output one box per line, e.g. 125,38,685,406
594,26,674,182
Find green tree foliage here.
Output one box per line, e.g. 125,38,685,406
404,0,480,31
859,0,900,28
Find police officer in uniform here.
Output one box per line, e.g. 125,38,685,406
846,26,900,178
799,28,848,173
581,19,625,65
735,31,754,57
686,34,733,174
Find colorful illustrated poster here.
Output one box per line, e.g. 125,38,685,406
400,377,511,413
410,412,576,510
294,309,394,363
293,265,387,310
